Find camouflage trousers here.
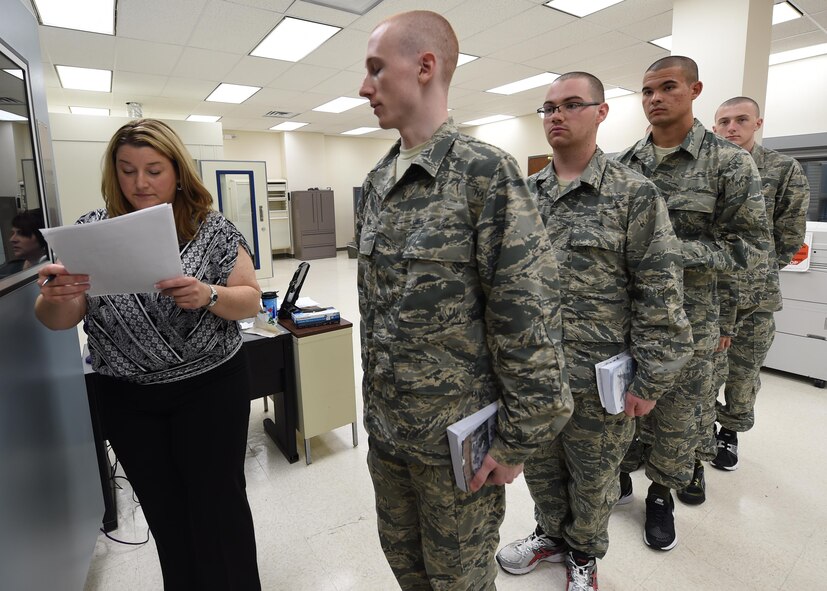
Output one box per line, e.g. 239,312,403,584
525,342,633,559
715,310,776,432
367,441,504,591
621,348,713,490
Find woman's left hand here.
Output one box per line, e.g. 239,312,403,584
156,276,212,310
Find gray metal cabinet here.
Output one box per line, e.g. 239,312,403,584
290,190,336,259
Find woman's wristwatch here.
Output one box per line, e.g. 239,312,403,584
207,284,219,308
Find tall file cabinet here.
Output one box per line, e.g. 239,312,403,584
290,189,336,260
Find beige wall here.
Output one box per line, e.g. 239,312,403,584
222,130,286,180
49,114,223,225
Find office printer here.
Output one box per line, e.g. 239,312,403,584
764,221,827,387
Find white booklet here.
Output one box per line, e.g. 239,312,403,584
446,401,498,492
40,204,183,296
594,351,636,415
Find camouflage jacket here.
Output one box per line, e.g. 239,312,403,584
616,119,770,343
529,148,692,402
742,144,810,314
357,119,572,466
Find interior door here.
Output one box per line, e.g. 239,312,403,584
199,160,272,280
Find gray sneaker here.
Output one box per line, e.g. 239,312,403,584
565,552,598,591
496,527,567,575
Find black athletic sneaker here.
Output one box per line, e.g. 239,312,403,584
711,428,739,471
617,471,633,505
644,491,677,550
677,461,706,505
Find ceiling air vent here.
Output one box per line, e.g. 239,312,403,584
0,96,25,105
263,110,298,118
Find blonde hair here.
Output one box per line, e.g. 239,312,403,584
101,118,213,241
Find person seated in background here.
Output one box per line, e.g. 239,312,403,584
709,96,810,471
34,118,262,590
0,210,48,277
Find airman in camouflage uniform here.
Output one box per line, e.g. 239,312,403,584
616,56,769,547
494,73,692,591
357,11,572,590
710,97,809,471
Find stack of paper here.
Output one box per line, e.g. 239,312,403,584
40,204,183,296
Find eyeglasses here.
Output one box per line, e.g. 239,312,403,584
536,102,601,117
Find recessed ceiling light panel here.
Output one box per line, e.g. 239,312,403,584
486,72,560,95
206,83,261,104
341,127,380,135
457,53,479,67
461,115,515,126
772,1,802,25
649,35,672,50
33,0,115,35
769,42,827,65
56,65,112,92
312,97,368,113
251,17,341,63
605,87,634,99
544,0,624,18
187,115,221,123
270,122,309,131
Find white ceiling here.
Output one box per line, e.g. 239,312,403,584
22,0,827,140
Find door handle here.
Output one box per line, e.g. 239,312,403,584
259,205,264,222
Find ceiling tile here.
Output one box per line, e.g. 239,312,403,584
287,1,361,27
188,0,280,54
116,0,208,44
170,48,243,81
460,5,574,57
39,27,116,69
114,39,185,76
444,0,537,39
224,56,291,87
113,71,169,97
301,29,371,70
268,63,340,92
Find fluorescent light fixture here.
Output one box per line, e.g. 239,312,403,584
544,0,624,18
70,106,109,116
206,83,261,104
605,87,634,99
250,17,341,62
772,1,802,25
769,43,827,65
0,109,27,122
486,72,559,95
312,96,368,113
55,65,112,92
461,115,514,126
457,53,479,67
301,0,383,15
649,35,672,50
341,127,380,135
33,0,115,35
187,115,221,123
270,121,309,131
3,69,24,80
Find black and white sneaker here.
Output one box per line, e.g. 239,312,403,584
644,491,677,550
677,461,706,505
711,427,739,471
617,471,633,506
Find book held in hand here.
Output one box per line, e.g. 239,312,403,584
446,401,499,492
594,351,636,415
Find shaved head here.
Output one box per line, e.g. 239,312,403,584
554,71,605,103
377,11,459,86
647,55,699,84
717,96,761,118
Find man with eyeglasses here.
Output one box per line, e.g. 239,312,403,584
709,96,809,471
615,56,769,550
496,72,692,591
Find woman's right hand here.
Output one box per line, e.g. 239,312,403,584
38,263,90,303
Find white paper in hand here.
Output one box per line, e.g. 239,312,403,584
40,204,183,296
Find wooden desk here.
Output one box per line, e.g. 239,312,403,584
278,318,358,464
84,329,298,532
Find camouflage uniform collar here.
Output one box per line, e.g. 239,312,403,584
680,118,707,159
407,117,457,178
535,147,606,197
749,142,766,170
365,118,456,199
